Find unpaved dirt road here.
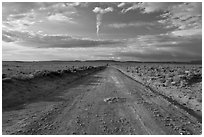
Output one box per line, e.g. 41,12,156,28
3,67,202,135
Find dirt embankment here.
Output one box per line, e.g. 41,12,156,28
2,66,106,110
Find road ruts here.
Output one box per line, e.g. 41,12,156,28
7,67,202,135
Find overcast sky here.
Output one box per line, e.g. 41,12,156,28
2,2,202,61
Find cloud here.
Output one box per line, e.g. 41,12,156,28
159,3,202,33
3,9,37,31
116,48,201,62
107,21,155,29
117,3,126,8
171,29,202,38
2,30,123,48
125,3,202,36
3,41,123,61
122,2,176,13
93,7,114,14
116,34,201,61
2,2,202,62
64,2,89,7
121,3,140,13
139,2,176,13
41,3,77,15
3,2,78,31
119,32,202,61
47,13,76,23
2,34,16,42
127,32,201,48
93,7,114,36
2,2,40,19
122,2,202,38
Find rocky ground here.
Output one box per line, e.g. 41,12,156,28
2,67,202,135
116,63,202,114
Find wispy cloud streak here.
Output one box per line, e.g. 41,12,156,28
93,7,113,36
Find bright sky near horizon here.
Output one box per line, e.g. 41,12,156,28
2,2,202,61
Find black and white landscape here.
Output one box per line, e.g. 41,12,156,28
2,2,202,135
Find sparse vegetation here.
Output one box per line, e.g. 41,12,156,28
2,61,107,109
2,61,108,78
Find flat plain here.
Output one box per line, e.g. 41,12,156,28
2,61,202,135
